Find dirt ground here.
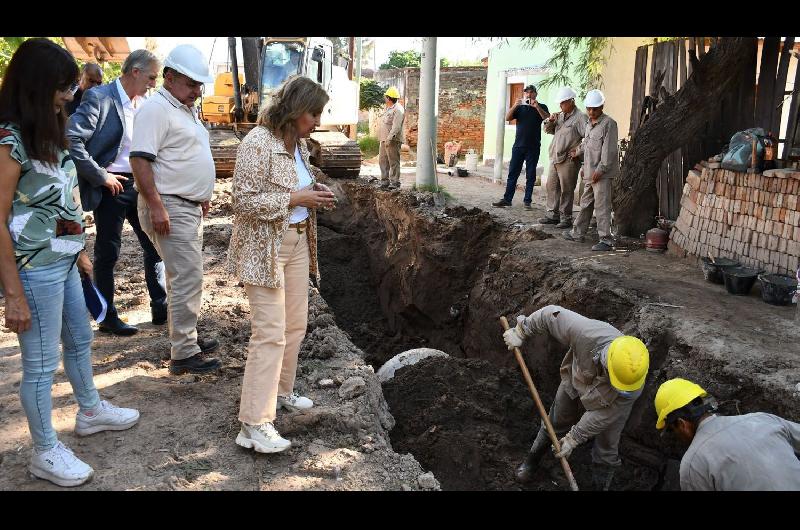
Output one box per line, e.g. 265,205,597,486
0,180,436,491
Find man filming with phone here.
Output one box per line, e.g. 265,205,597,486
493,85,550,210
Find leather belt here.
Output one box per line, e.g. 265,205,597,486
161,194,201,207
288,220,308,234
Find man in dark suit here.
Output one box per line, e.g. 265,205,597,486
67,49,167,335
66,62,103,116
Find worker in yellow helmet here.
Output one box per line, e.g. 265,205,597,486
654,378,800,491
378,86,405,190
503,305,649,490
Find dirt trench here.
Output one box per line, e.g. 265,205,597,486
317,178,800,491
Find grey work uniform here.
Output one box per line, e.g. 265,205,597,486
543,109,587,222
570,114,619,245
378,104,405,185
520,305,640,467
680,413,800,491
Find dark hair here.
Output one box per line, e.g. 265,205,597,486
665,396,711,427
81,62,103,76
386,96,398,104
258,76,329,139
524,84,537,93
0,38,78,164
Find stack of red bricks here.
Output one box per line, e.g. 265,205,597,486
668,163,800,276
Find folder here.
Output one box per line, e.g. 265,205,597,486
81,274,107,323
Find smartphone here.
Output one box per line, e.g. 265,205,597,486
524,98,531,105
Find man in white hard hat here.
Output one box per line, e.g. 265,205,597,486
378,86,405,190
130,44,222,375
539,87,587,228
563,89,619,251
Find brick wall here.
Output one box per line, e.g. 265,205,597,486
669,165,800,276
371,66,487,155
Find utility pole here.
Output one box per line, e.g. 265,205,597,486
416,37,439,188
355,37,362,81
348,37,357,140
493,69,508,182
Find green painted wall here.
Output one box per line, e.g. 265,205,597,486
482,38,584,173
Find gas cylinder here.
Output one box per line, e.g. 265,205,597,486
645,227,669,253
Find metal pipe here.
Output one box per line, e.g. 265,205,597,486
228,37,243,121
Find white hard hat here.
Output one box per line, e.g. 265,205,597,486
163,44,214,84
555,86,577,104
584,89,605,108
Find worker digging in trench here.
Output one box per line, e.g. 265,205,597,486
503,305,650,490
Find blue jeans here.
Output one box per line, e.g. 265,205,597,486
503,145,540,204
17,257,100,451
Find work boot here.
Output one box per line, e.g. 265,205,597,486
169,353,221,375
556,218,573,229
562,231,584,243
98,316,138,336
379,181,390,189
151,301,168,326
591,241,613,251
198,338,220,355
515,437,550,483
388,182,401,190
591,463,616,491
492,199,511,208
524,202,533,211
538,216,559,224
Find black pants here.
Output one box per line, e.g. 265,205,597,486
93,174,166,320
503,145,540,204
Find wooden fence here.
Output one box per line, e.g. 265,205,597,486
628,37,800,220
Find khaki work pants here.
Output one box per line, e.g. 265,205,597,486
544,159,581,221
530,380,635,467
571,177,613,245
138,195,203,360
379,140,401,184
239,229,310,425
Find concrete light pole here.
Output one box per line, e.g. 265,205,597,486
493,69,508,182
416,37,439,188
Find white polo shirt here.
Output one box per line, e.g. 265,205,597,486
130,86,215,202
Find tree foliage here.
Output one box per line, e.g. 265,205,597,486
519,37,611,97
0,36,121,83
379,50,421,70
359,78,385,110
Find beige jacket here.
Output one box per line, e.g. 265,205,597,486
574,113,619,179
378,104,405,143
227,126,320,288
544,108,588,165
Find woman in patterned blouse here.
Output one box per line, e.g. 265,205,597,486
228,76,336,453
0,38,140,487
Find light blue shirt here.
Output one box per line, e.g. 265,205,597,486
289,145,312,224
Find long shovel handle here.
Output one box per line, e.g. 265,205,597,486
500,316,579,491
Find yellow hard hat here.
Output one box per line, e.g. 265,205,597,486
385,86,400,99
654,378,708,430
606,336,649,392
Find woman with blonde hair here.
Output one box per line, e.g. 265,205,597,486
228,76,335,453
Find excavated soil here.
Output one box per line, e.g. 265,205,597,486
317,176,800,491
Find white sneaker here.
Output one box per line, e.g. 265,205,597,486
75,400,140,436
277,392,313,411
235,422,291,453
29,441,94,487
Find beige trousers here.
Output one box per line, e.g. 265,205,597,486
239,229,310,425
572,177,614,244
379,140,401,184
138,195,203,360
544,159,581,221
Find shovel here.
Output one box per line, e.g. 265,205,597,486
500,316,579,491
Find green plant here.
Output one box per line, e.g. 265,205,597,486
379,50,421,70
358,135,379,158
519,37,611,97
357,121,369,134
359,78,385,110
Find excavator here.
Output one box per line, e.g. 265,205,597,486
202,37,361,178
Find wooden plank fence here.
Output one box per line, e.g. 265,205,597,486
628,37,800,220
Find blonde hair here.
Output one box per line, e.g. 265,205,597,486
257,76,329,139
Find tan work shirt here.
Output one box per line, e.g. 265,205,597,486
544,108,588,164
520,305,640,445
378,103,405,143
574,113,619,180
130,87,215,202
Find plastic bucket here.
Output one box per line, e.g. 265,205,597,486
722,266,761,295
465,151,478,172
758,273,798,305
700,257,740,284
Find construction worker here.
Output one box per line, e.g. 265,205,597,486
563,89,618,251
654,378,800,491
539,86,587,228
378,86,405,190
503,305,649,490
